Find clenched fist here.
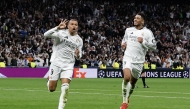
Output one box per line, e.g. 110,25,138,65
121,42,127,50
137,37,143,43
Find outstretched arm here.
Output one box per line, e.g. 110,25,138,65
44,19,68,38
44,27,59,38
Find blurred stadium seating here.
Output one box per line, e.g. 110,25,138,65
0,0,190,68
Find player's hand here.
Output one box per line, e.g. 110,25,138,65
57,19,68,29
138,37,143,43
121,42,127,50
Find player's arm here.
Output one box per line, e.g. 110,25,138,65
121,29,128,50
142,30,157,50
75,38,83,60
44,27,59,38
44,19,68,38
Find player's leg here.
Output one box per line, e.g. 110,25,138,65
128,74,138,98
121,60,133,109
58,69,73,109
121,68,132,109
48,64,60,92
141,72,149,88
121,63,143,109
128,64,143,98
47,73,50,90
122,68,131,103
46,69,49,88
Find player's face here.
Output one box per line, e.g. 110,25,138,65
68,20,78,34
134,15,144,26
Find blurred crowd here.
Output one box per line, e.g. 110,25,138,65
0,0,190,68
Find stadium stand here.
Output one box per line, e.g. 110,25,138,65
0,0,190,68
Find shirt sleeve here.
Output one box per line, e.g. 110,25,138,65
44,27,60,38
142,29,157,50
121,29,128,45
53,37,61,46
75,38,83,60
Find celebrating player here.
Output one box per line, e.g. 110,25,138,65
44,19,83,109
120,12,157,109
46,19,67,87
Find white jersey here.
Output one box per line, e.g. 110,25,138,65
44,27,83,69
50,37,60,62
50,45,57,62
122,27,157,63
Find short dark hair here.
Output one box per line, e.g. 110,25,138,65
69,19,78,22
67,19,78,27
137,12,146,21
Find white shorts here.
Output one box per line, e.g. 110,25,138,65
123,57,143,79
48,64,73,80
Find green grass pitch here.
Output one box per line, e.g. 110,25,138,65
0,78,189,109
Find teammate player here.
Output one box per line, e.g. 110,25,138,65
44,19,83,109
120,13,157,109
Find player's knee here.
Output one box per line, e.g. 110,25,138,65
49,89,55,92
123,74,130,82
48,80,58,92
48,86,56,92
49,87,56,92
123,68,131,81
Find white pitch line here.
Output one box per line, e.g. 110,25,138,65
132,95,190,100
136,91,190,95
1,87,190,95
0,88,46,92
1,88,190,100
69,89,190,95
69,92,190,100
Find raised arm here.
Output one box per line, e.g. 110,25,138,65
44,27,59,38
44,19,68,38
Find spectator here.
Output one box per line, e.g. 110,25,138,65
0,0,190,68
0,56,6,68
27,54,34,63
187,59,190,68
4,52,12,66
11,55,17,67
100,60,106,69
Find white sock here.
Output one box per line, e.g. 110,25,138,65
47,81,49,91
125,82,132,103
58,83,69,109
122,80,127,103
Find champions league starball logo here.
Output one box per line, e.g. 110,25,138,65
98,70,105,78
183,71,189,78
